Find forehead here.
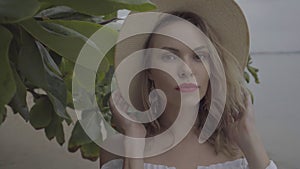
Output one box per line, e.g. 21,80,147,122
149,20,208,49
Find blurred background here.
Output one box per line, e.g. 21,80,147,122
1,0,299,168
239,0,300,168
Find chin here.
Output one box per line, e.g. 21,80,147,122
180,93,201,106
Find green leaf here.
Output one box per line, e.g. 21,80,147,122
6,25,22,64
247,66,260,84
80,142,100,161
0,25,16,106
248,90,254,104
103,11,117,20
246,55,260,84
45,122,55,140
17,30,46,88
59,59,75,110
36,6,105,23
55,121,65,145
49,50,62,66
0,106,7,125
66,90,74,108
30,96,53,129
20,18,104,62
95,48,114,96
80,109,103,142
44,112,65,145
38,2,54,12
44,112,58,140
0,0,40,23
68,121,93,152
44,20,101,37
35,6,76,19
9,68,30,121
16,31,69,119
72,78,98,109
38,0,156,16
244,71,250,83
39,44,62,76
98,56,110,74
60,58,74,79
248,66,259,74
47,92,70,121
106,47,115,65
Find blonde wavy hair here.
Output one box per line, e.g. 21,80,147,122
140,11,249,158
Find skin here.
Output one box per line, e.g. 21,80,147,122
100,20,271,169
146,20,210,131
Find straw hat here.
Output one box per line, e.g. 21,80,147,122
114,0,249,111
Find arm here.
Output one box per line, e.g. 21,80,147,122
122,128,146,169
226,94,276,169
239,125,272,169
108,90,147,169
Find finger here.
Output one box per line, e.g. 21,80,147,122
247,94,253,110
115,89,123,102
109,95,122,117
109,94,118,110
236,92,251,120
245,93,253,111
108,96,115,111
113,90,127,110
246,94,256,122
117,95,130,113
230,110,239,121
112,91,127,114
114,92,122,107
111,92,132,120
228,113,235,123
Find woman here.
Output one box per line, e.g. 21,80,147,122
100,0,278,168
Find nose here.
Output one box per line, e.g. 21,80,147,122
177,61,193,79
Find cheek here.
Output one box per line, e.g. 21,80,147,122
201,77,209,94
151,70,177,89
151,72,181,101
195,67,210,93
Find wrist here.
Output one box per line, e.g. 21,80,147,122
123,136,146,158
237,125,260,150
244,149,270,169
124,126,147,138
240,131,270,169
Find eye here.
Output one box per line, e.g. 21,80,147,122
194,52,209,62
161,53,177,62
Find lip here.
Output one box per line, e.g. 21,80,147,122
175,83,199,92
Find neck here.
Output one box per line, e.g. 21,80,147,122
158,101,201,136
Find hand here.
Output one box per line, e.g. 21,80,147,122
226,94,257,150
109,90,147,138
109,90,146,168
226,93,270,169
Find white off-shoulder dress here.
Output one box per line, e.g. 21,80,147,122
101,158,278,169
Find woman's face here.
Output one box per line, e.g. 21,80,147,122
147,20,210,108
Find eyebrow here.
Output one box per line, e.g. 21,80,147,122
193,46,208,51
161,46,208,53
161,47,179,53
